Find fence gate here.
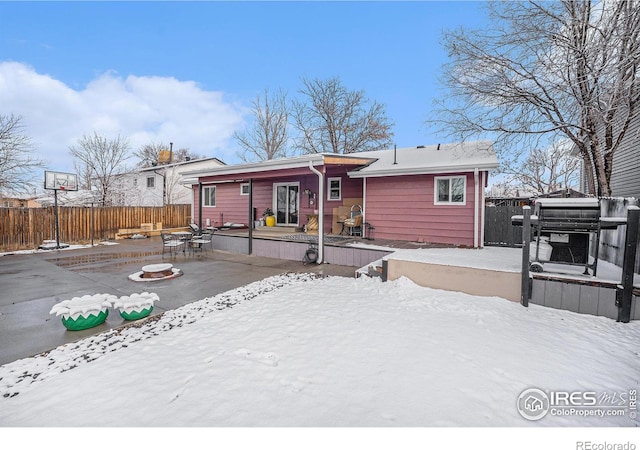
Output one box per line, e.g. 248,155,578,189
484,204,524,247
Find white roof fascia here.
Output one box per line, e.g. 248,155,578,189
348,161,498,178
182,154,331,179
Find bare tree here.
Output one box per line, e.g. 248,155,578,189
501,140,581,195
292,77,394,154
0,114,43,195
433,0,640,196
163,167,191,205
135,142,205,168
234,88,290,161
74,160,93,191
173,147,206,163
69,132,130,206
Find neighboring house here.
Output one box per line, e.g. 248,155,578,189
182,141,499,248
114,157,225,207
579,112,640,198
0,195,41,208
37,190,99,207
609,112,640,198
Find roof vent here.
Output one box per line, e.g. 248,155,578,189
437,144,441,150
417,145,425,149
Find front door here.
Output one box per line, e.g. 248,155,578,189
274,183,299,226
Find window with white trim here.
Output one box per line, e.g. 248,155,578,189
146,176,155,189
240,183,249,195
328,177,342,201
434,176,466,205
203,186,216,207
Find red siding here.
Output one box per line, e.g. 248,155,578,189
365,173,480,246
194,173,357,233
192,167,485,245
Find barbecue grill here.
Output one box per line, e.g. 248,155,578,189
531,198,602,275
510,198,609,275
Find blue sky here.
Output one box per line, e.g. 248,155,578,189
0,1,488,171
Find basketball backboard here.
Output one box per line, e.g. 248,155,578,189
44,171,79,191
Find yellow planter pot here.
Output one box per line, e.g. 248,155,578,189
265,216,276,227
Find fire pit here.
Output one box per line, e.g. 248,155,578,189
128,263,182,282
141,263,174,278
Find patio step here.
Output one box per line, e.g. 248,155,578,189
357,262,384,279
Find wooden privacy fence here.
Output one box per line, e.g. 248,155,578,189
0,205,191,252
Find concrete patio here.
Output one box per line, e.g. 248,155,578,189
0,236,359,365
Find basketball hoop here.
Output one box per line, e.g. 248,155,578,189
43,170,79,249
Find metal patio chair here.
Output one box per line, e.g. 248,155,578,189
161,232,185,257
189,230,214,254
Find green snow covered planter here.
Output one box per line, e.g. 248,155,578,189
119,307,153,321
113,292,159,321
62,309,109,331
50,294,116,331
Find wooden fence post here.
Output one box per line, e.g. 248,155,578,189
617,206,639,323
521,206,532,307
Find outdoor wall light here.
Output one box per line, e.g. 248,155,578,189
304,189,316,207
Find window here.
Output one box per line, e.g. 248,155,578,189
133,178,138,187
146,176,155,189
203,186,216,207
240,183,250,195
434,176,466,205
328,177,342,201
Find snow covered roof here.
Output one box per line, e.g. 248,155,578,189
181,153,374,182
180,141,499,184
136,156,226,173
347,140,499,178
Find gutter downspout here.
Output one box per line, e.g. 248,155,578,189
308,161,324,264
362,178,367,226
474,168,479,248
481,171,486,248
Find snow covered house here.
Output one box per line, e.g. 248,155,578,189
115,157,225,206
182,141,499,248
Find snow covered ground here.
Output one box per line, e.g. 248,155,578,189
0,241,118,257
1,273,638,431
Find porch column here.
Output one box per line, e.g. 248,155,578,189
474,168,479,248
198,182,203,230
248,178,253,255
308,161,324,264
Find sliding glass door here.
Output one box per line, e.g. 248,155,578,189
274,183,299,226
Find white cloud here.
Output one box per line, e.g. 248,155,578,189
0,62,246,172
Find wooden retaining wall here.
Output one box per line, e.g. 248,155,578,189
0,205,191,251
530,274,640,321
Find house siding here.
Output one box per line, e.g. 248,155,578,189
194,171,363,233
364,173,478,246
610,113,640,198
580,113,640,198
